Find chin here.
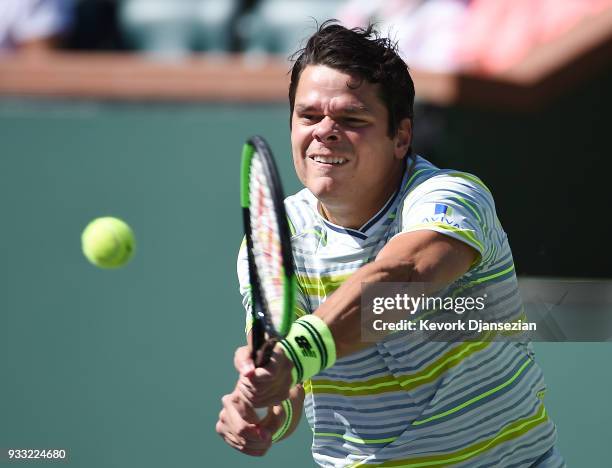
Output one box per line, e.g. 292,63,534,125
307,177,341,201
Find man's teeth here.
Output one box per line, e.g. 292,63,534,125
312,156,347,164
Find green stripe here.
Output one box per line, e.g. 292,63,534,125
280,339,303,383
403,168,428,191
376,403,548,467
240,143,254,208
309,339,492,397
287,216,296,236
347,403,548,467
448,261,514,297
452,196,482,223
471,263,515,285
447,172,492,194
412,358,533,426
405,222,484,253
315,431,399,445
311,379,403,395
303,228,327,246
398,338,492,391
296,320,328,371
280,274,296,336
272,399,293,442
302,319,329,369
298,273,351,297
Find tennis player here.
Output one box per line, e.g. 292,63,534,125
217,21,565,467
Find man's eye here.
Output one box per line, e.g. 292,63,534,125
344,117,366,126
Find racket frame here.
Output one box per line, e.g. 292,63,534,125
240,135,296,366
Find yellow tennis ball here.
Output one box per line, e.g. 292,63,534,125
81,217,135,268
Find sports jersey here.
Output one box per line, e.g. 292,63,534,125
237,156,564,467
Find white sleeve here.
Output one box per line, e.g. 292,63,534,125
237,238,254,334
237,238,309,335
395,173,503,268
13,0,72,43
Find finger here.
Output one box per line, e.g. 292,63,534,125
259,405,285,435
216,419,245,449
247,360,291,389
222,392,258,429
228,388,264,426
224,434,247,452
237,379,273,408
237,371,273,403
250,365,274,384
237,426,270,450
255,426,272,447
241,445,270,457
225,399,271,449
239,369,275,395
220,412,270,453
237,380,255,403
234,346,255,376
240,376,291,408
238,384,284,409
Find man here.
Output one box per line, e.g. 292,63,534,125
217,22,565,467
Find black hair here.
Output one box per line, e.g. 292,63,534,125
288,20,415,140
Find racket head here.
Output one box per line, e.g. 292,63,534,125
241,136,296,344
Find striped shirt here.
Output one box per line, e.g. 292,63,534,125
237,156,564,467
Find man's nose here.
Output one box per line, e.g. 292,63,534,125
313,116,339,142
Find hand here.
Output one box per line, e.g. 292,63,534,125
215,385,285,456
233,345,294,409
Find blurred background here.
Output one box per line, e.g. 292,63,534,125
1,0,611,466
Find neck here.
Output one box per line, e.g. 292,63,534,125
319,160,406,230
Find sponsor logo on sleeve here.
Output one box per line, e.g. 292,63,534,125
420,204,460,227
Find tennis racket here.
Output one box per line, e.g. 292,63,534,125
240,135,296,419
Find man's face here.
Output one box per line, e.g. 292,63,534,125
291,65,410,213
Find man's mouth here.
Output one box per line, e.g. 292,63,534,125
309,155,348,166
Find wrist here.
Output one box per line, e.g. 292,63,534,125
278,314,337,386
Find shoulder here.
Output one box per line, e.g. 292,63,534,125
396,159,504,245
402,160,496,217
408,156,491,197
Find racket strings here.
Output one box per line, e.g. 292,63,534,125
249,154,285,329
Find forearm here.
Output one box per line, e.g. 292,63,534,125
313,232,477,359
313,258,415,359
274,233,475,388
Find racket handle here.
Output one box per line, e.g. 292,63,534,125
255,407,269,420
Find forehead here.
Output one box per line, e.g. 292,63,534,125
294,65,384,113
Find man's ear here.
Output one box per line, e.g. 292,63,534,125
394,118,412,159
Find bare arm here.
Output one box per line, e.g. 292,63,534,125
313,230,478,358
238,230,478,409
